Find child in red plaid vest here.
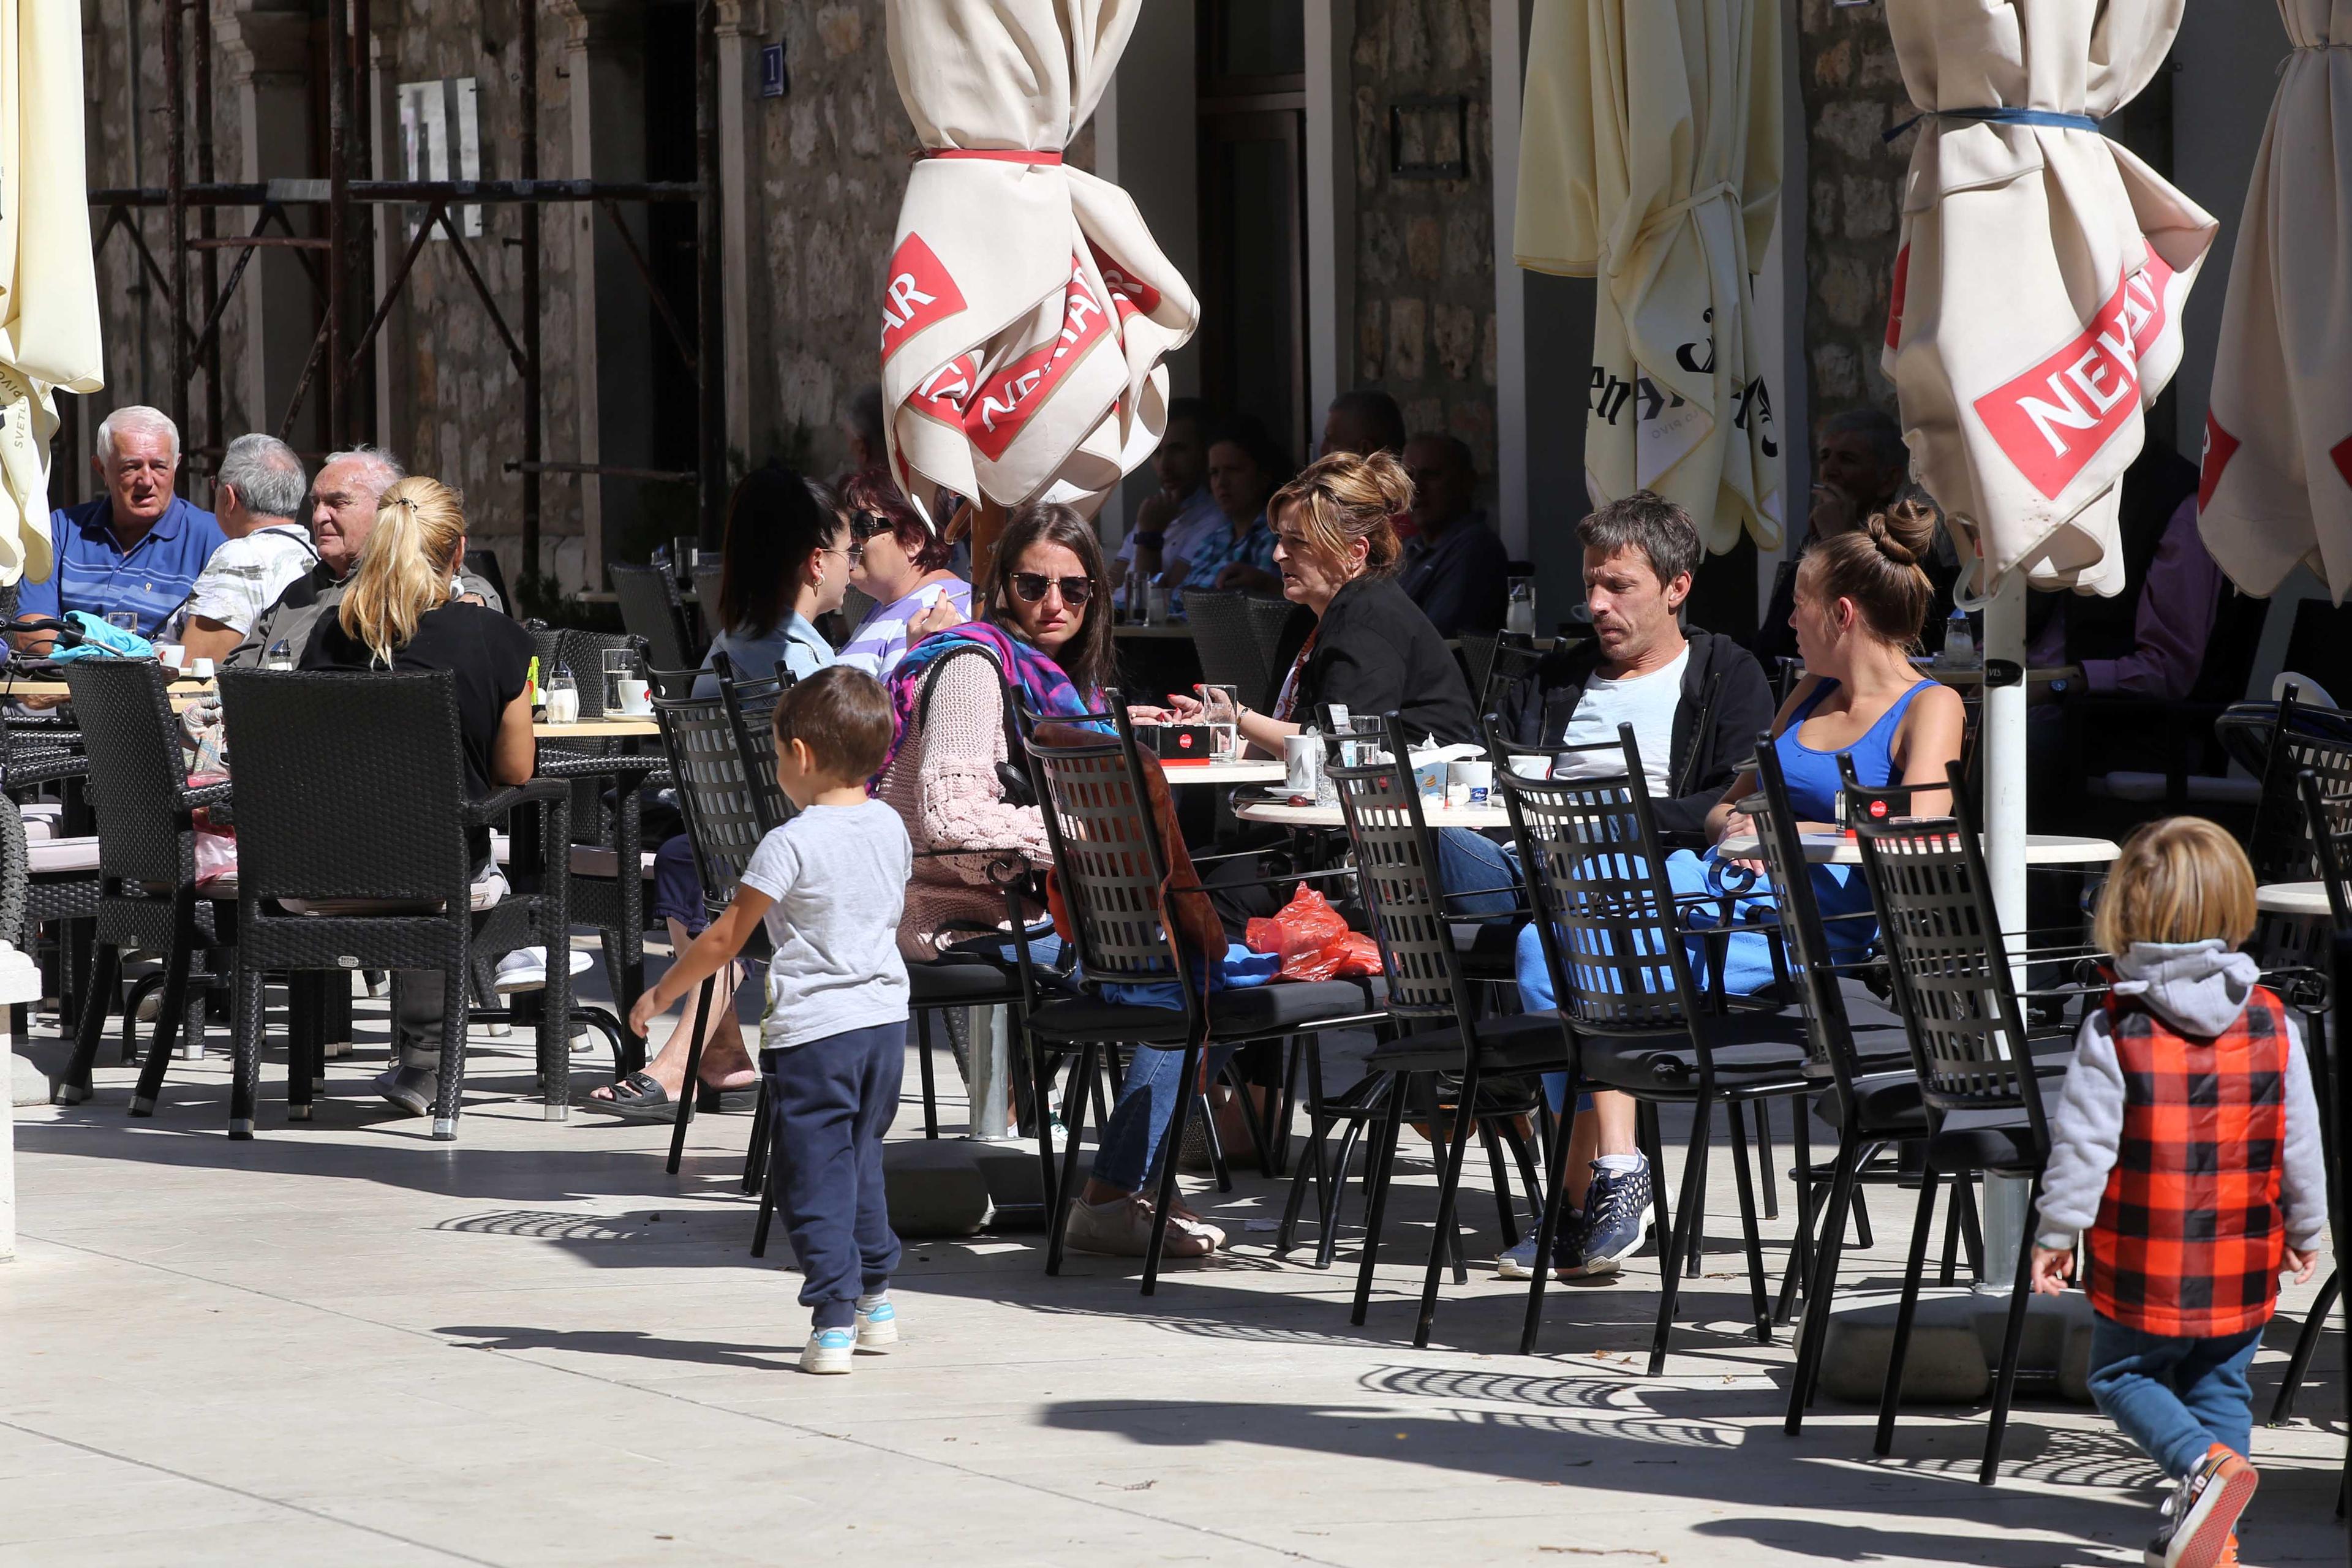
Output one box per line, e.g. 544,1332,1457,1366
2031,818,2327,1568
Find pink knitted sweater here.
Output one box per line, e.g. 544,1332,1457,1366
874,653,1050,960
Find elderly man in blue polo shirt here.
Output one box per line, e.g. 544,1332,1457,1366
15,405,224,641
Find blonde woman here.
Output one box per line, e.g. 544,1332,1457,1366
301,477,537,1115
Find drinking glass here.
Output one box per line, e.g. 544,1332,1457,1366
1505,576,1537,636
545,669,580,726
105,611,138,637
1193,683,1240,759
601,647,636,715
672,536,698,585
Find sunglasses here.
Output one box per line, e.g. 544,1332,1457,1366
850,513,894,542
1008,572,1093,608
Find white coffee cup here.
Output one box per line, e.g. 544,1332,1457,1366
1446,760,1493,809
191,657,216,680
156,644,185,670
1507,755,1550,779
617,677,654,717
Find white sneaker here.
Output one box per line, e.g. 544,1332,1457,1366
494,947,595,993
854,1294,899,1352
1496,1234,1544,1280
801,1326,855,1375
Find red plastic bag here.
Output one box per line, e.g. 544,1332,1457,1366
1245,886,1381,981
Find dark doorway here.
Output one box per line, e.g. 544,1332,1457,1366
643,4,701,486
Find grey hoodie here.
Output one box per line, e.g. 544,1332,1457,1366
2035,940,2329,1256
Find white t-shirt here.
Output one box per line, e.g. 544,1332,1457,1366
737,799,913,1049
1555,644,1689,795
171,523,319,638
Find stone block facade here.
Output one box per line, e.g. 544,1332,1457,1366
1795,0,1913,421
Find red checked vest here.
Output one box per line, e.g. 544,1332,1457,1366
2088,986,2291,1338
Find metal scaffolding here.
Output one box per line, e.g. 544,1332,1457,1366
82,0,728,585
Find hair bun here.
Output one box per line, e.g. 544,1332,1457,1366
1865,497,1937,569
1360,449,1414,516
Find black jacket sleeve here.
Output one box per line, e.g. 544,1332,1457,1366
1649,640,1778,839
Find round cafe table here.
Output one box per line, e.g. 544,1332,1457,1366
1713,829,2122,865
1233,796,1510,831
534,715,661,739
2255,880,2331,919
1158,758,1285,786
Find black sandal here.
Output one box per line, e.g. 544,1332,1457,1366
581,1070,676,1119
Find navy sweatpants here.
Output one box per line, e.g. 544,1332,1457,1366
762,1020,907,1329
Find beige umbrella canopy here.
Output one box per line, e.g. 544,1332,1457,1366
1882,0,2214,598
0,0,104,591
2198,2,2352,601
1513,0,1784,556
880,0,1197,543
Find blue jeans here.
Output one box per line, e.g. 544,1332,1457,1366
1433,828,1523,918
1090,1041,1239,1191
2085,1314,2264,1479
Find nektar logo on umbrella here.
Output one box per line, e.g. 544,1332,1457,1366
880,234,967,362
1973,252,2175,500
964,261,1112,461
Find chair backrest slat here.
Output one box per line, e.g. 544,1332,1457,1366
1023,698,1188,990
610,562,695,673
652,682,771,915
61,660,197,887
2250,686,2352,883
1751,736,1868,1092
1329,715,1464,1020
1844,758,2048,1139
216,669,474,903
1183,589,1274,701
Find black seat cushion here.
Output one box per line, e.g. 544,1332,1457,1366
1576,1008,1812,1093
1029,975,1383,1045
908,958,1024,1006
1449,919,1527,977
1926,1107,2043,1174
1811,1066,1927,1132
1363,1009,1574,1076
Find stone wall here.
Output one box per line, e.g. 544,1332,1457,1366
1349,0,1498,478
1795,0,1912,421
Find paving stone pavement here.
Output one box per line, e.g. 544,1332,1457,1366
3,973,2343,1567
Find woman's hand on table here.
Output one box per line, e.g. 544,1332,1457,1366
1128,694,1204,726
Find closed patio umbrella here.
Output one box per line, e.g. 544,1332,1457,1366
1882,0,2214,598
0,0,104,592
879,0,1197,546
2198,2,2352,601
1513,0,1784,555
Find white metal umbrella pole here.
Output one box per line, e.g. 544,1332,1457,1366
1977,571,2031,1294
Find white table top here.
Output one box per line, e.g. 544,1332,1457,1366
1714,829,2122,866
1234,797,1511,831
1909,660,2083,688
1158,759,1286,785
535,715,660,739
2256,880,2332,918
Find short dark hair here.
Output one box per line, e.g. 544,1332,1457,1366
1165,396,1212,439
1404,431,1474,478
839,470,952,573
1206,413,1294,492
773,665,897,781
1329,390,1406,454
1577,491,1702,587
1820,407,1908,475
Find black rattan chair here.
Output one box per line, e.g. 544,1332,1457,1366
611,562,696,674
1846,758,2054,1487
1023,699,1387,1294
1501,720,1812,1373
50,660,234,1115
1324,714,1570,1348
1183,589,1274,701
217,668,578,1140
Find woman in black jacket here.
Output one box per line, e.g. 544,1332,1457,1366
1163,449,1478,748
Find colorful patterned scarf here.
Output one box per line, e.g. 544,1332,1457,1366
873,620,1102,785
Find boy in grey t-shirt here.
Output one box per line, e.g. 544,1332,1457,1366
630,667,912,1375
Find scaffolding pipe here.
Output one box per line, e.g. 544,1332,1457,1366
194,0,218,482
520,0,543,587
89,181,708,208
695,0,724,551
325,0,349,445
162,0,189,489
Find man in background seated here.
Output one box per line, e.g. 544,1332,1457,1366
1754,407,1957,664
1111,397,1221,603
1395,434,1509,636
1319,390,1413,540
230,444,514,663
168,434,316,664
15,404,223,643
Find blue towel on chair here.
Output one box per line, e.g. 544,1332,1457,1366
46,611,155,662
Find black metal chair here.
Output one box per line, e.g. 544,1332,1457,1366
646,666,784,1175
4,713,98,1036
49,660,235,1116
1748,737,1967,1434
611,562,696,673
2263,768,2351,1430
1501,720,1812,1372
1022,699,1388,1293
1846,758,2054,1487
1183,589,1274,703
1482,633,1548,720
1321,714,1569,1348
1246,594,1295,679
217,668,578,1140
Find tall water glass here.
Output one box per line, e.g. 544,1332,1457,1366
1194,683,1239,758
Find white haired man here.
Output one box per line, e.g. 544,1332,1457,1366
14,404,224,640
170,433,317,664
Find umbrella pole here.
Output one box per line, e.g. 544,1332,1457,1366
1978,570,2030,1295
969,497,1008,597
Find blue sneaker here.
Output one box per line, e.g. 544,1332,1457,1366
1561,1158,1650,1278
801,1325,856,1374
854,1293,899,1353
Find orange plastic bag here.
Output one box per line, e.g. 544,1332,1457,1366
1245,886,1381,981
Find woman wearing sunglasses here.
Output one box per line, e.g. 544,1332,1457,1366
835,471,972,680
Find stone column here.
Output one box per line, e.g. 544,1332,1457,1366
1,944,48,1262
365,6,410,458
216,1,322,450
717,1,757,469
